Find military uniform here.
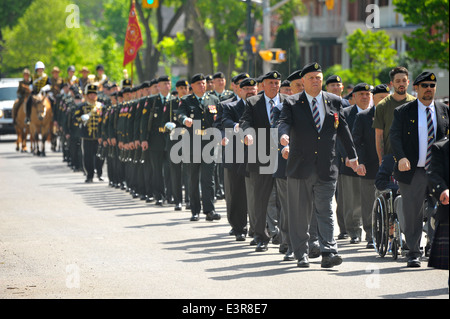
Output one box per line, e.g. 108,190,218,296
74,84,105,182
140,90,172,204
176,73,222,221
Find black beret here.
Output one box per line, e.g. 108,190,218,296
301,62,322,77
256,75,264,83
239,78,257,88
372,84,390,95
261,70,281,81
352,83,371,94
213,72,225,79
326,75,343,85
122,87,132,93
287,70,302,82
157,75,171,83
205,75,213,81
191,73,206,84
176,79,189,87
96,64,104,71
280,80,291,87
413,71,437,86
233,73,250,84
140,81,151,88
149,79,158,86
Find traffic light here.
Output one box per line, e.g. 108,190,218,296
142,0,159,9
250,36,257,54
325,0,335,10
259,49,286,63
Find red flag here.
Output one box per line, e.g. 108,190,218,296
123,1,143,66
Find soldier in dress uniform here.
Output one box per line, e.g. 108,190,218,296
66,92,84,172
141,75,173,206
74,83,105,183
176,73,222,222
286,70,304,95
166,79,190,211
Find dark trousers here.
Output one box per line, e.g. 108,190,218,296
249,171,274,244
189,161,215,215
170,160,183,205
81,139,103,179
142,150,153,197
69,137,81,170
224,167,247,235
150,150,165,200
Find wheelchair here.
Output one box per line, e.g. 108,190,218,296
371,189,403,259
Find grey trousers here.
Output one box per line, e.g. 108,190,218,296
341,174,362,238
245,175,255,237
287,173,338,259
398,168,428,258
249,172,273,243
360,178,375,241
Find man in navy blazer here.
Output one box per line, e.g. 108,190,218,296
390,71,449,267
278,62,358,268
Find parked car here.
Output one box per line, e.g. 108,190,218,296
0,78,20,135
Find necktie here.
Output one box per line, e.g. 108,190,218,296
425,106,435,170
269,99,275,125
312,97,321,131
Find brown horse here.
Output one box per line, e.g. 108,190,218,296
29,94,53,156
13,95,32,152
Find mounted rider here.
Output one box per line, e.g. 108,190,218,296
25,61,51,125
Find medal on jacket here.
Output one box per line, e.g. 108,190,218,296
334,113,339,129
208,105,217,113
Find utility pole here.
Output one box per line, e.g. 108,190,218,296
262,0,291,73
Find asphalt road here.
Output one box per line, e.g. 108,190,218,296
0,135,448,302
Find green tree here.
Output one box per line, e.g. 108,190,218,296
393,0,449,70
346,29,397,85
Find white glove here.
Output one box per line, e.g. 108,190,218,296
81,114,90,123
164,122,176,131
40,84,51,94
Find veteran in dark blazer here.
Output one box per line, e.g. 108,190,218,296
390,71,449,267
278,62,358,268
239,71,287,252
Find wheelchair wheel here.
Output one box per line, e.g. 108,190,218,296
372,194,389,257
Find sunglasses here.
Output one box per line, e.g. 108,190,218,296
420,83,436,88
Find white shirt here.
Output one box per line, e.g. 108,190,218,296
305,91,324,131
264,93,281,122
417,99,436,167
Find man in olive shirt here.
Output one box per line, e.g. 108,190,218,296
373,67,416,165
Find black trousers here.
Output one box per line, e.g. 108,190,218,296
150,150,165,200
69,136,81,170
224,167,248,235
81,139,103,179
189,161,215,215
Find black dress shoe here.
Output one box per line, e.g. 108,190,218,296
308,245,321,258
205,211,221,221
235,234,246,241
98,176,104,181
85,178,93,183
155,200,163,206
337,232,349,239
174,203,182,211
249,239,257,246
190,213,200,221
366,241,375,249
185,202,190,209
321,253,343,268
297,256,310,267
146,196,154,203
283,251,295,261
407,257,421,267
255,242,268,252
350,237,361,244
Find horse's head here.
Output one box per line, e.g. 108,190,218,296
32,94,47,121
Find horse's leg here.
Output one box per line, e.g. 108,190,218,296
15,127,21,151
